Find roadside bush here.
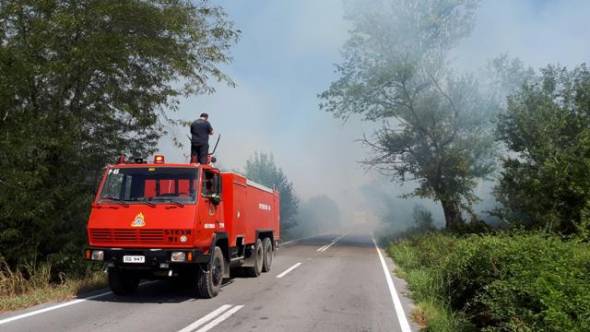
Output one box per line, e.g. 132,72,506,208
389,232,590,331
390,233,474,331
0,259,106,312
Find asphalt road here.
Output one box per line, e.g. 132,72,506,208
0,232,419,332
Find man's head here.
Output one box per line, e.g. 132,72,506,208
200,113,209,120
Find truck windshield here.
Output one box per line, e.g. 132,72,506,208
99,167,198,204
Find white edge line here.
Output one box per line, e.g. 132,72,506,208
0,280,158,326
276,262,302,278
194,305,244,332
177,304,233,332
0,290,111,326
372,237,412,332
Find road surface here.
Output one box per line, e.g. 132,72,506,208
0,232,418,332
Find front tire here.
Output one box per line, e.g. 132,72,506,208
196,246,224,298
108,268,139,295
262,238,273,272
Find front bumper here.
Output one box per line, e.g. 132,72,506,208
84,248,210,269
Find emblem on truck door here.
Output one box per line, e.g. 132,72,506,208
131,212,146,227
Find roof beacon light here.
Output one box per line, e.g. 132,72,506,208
154,155,165,164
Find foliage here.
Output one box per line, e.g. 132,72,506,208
390,232,590,331
0,0,238,266
244,152,299,230
495,64,590,236
0,259,106,312
320,0,496,229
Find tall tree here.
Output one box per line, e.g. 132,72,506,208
0,0,239,265
496,64,590,236
320,0,495,229
244,152,299,230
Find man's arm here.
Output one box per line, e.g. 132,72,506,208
208,122,214,135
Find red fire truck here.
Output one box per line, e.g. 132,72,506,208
84,154,280,298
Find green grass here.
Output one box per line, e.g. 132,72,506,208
388,232,590,331
389,234,473,331
0,261,106,313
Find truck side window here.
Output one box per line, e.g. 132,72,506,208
202,171,220,197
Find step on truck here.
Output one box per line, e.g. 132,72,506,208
84,154,280,298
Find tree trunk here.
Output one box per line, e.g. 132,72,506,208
441,198,463,230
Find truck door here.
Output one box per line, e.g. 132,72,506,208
200,169,223,232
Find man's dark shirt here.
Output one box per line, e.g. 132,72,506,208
190,119,213,145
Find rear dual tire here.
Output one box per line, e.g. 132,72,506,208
246,238,273,277
262,238,273,272
245,239,264,277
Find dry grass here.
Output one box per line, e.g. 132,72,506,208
0,261,107,313
412,305,429,329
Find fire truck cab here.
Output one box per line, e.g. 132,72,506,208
84,155,280,298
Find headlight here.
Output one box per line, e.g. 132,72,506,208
91,250,104,261
171,251,186,262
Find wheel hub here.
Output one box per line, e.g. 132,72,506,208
212,257,223,286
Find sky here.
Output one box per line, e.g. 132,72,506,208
159,0,590,223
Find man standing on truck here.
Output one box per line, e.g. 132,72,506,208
190,113,213,164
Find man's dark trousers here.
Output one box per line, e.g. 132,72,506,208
191,143,209,164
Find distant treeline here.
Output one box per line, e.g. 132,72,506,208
243,152,342,240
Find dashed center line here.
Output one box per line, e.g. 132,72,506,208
276,262,302,278
316,244,329,252
178,304,244,332
317,234,346,253
194,305,244,332
177,305,232,332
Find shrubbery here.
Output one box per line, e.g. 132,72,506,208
0,259,105,311
390,232,590,331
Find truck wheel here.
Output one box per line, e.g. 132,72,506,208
108,268,139,295
262,238,273,272
197,246,224,298
246,239,263,277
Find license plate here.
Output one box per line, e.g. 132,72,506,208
123,255,145,263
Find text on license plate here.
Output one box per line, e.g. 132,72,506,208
123,255,145,263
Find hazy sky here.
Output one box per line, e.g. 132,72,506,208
159,0,590,220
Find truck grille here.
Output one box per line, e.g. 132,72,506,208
90,229,166,244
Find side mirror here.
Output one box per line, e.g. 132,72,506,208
209,193,221,205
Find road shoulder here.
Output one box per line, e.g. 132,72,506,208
378,246,421,332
